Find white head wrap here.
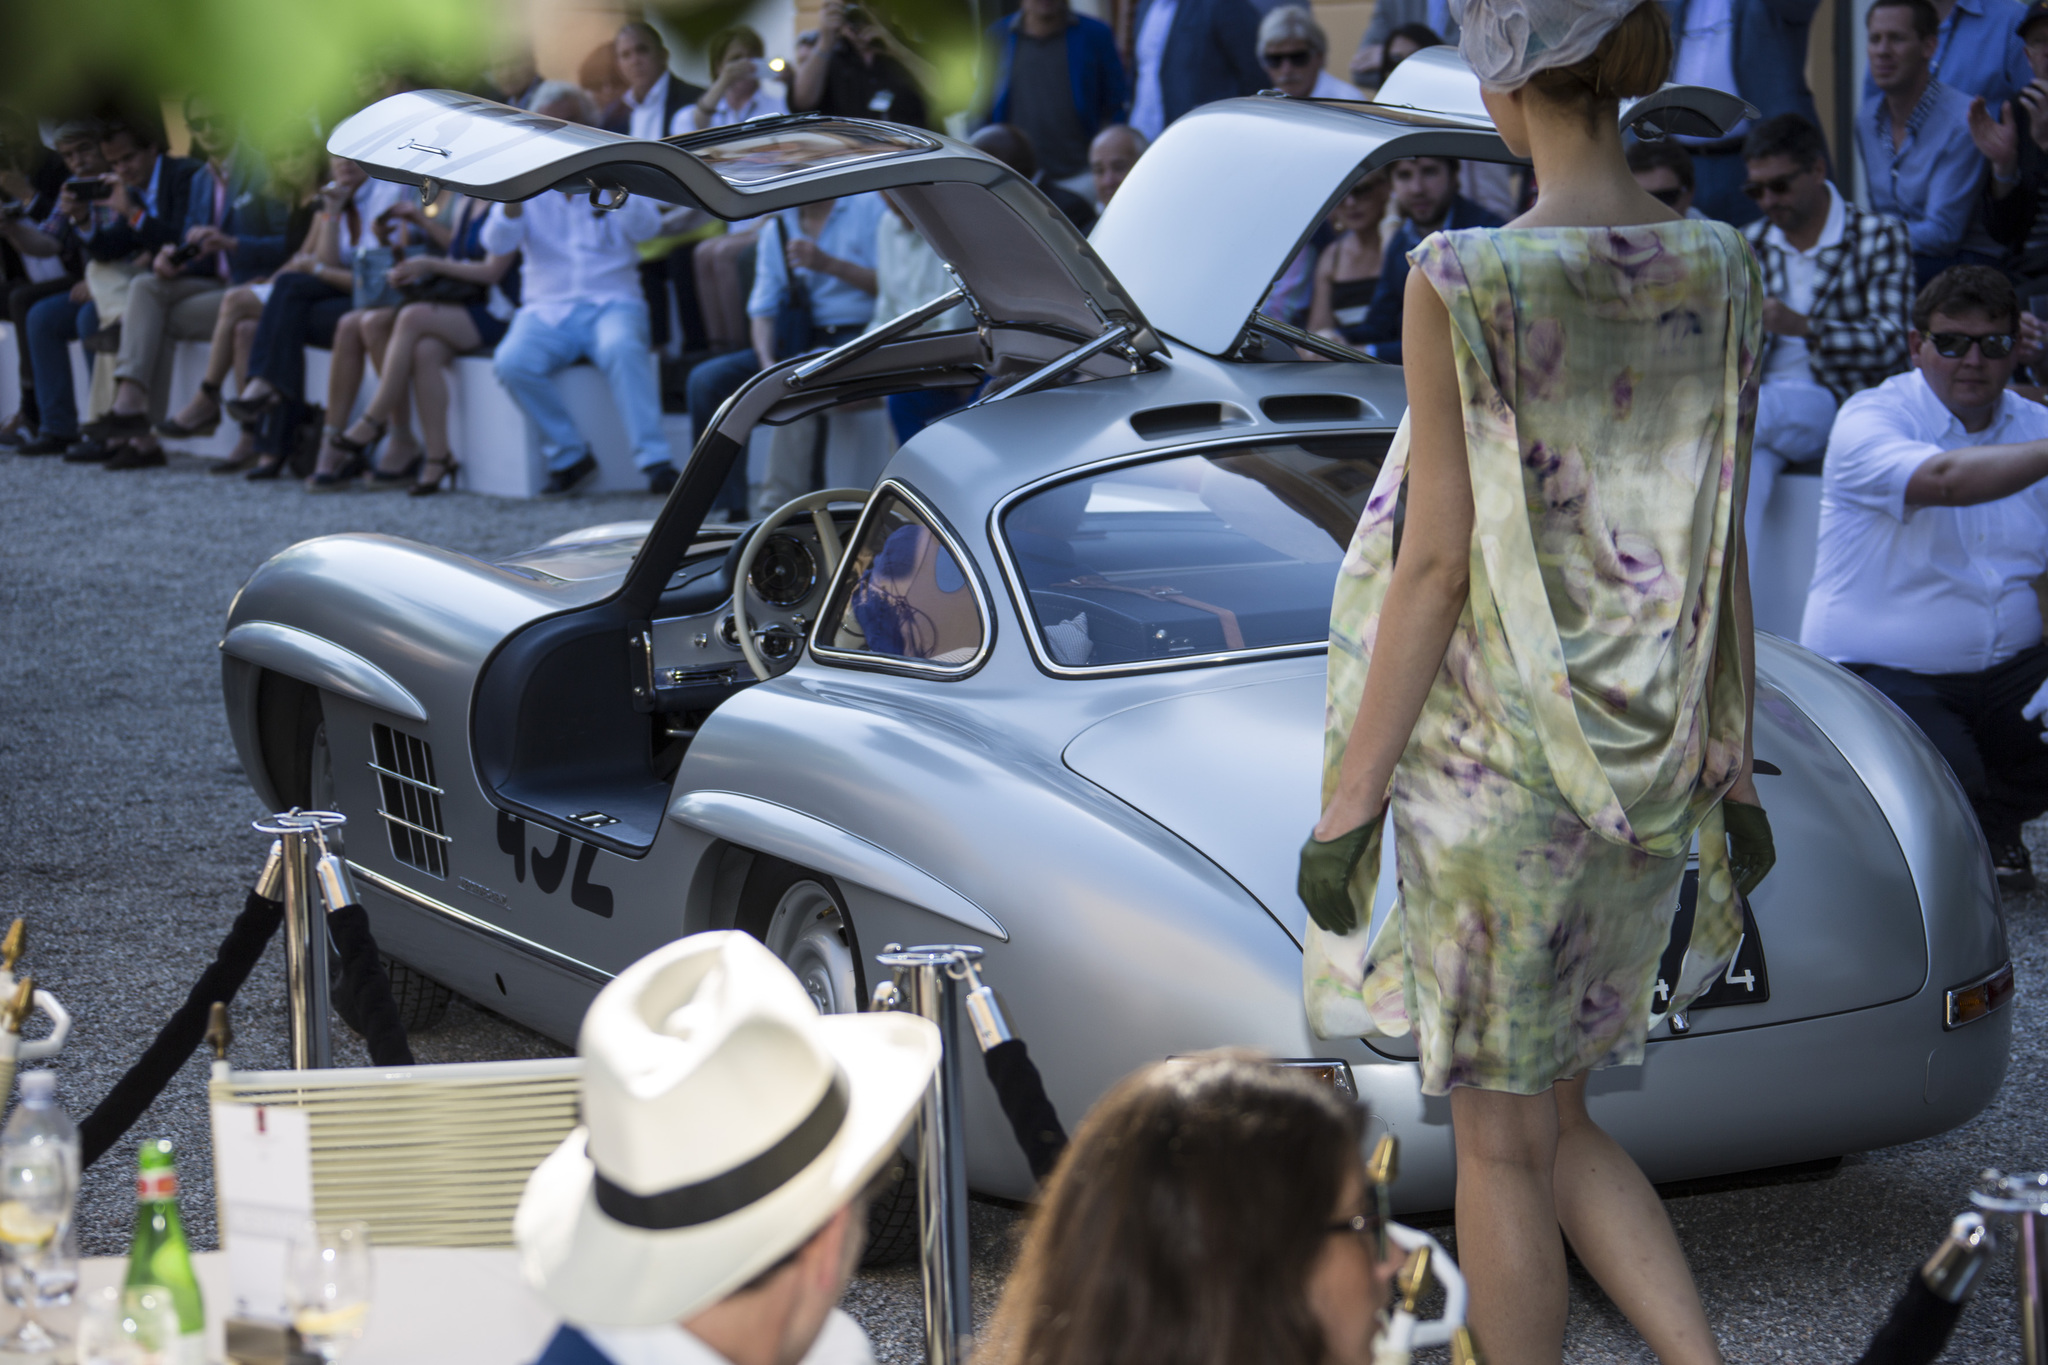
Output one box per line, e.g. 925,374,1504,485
1451,0,1643,89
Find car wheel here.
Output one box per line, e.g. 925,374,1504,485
737,855,920,1266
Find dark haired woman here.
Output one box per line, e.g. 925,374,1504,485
1299,2,1773,1361
979,1055,1403,1365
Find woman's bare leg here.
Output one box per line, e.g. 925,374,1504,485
1449,1086,1569,1365
1552,1079,1722,1364
409,335,458,486
310,311,379,481
360,307,396,377
231,317,257,389
356,304,477,432
174,287,260,428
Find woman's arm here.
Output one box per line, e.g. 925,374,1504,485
388,251,516,286
1724,494,1761,806
1315,268,1474,837
1306,243,1338,337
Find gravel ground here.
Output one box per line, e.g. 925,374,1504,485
1,448,2043,1361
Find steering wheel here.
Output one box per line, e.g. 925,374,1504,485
731,488,871,682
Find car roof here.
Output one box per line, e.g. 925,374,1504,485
1092,48,1755,357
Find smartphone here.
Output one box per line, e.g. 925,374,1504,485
64,178,113,201
168,240,206,267
751,57,779,80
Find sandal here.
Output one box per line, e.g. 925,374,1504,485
366,453,423,491
155,381,222,438
330,415,387,458
244,454,287,481
306,448,367,492
223,386,282,424
408,455,460,496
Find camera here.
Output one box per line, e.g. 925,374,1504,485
168,240,206,267
63,178,113,202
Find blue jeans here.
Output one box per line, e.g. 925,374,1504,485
26,293,96,439
493,300,671,473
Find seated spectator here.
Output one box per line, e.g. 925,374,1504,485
604,21,707,137
1306,170,1391,346
1347,0,1458,87
1970,0,2048,289
978,0,1128,194
228,155,405,480
1350,156,1503,363
1742,114,1913,549
791,0,936,129
971,124,1098,231
516,933,938,1365
686,26,790,131
487,83,675,496
1380,21,1445,75
1087,123,1147,211
1259,7,1364,99
22,121,194,460
979,1054,1403,1365
1126,0,1264,141
2,121,104,450
1666,0,1827,225
319,194,517,494
82,97,289,470
1860,0,2000,286
304,195,472,490
868,196,978,442
1863,0,2032,112
487,49,545,110
578,41,628,115
1802,266,2048,891
687,193,884,518
1626,138,1706,217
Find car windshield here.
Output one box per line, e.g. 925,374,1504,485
1001,436,1392,670
678,125,937,186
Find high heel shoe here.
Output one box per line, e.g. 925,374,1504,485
408,455,460,496
329,415,387,459
244,454,287,481
366,453,423,491
155,381,223,438
223,386,282,425
306,449,368,492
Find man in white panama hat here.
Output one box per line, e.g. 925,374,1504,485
517,931,942,1365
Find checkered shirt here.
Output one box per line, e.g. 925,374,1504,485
1744,205,1913,404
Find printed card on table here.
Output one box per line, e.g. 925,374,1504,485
208,1102,314,1325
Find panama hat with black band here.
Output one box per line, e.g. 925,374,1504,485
514,931,941,1327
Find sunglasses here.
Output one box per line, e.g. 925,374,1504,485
1646,185,1686,207
1741,172,1809,200
1327,1209,1389,1259
1263,48,1315,67
1927,331,2016,359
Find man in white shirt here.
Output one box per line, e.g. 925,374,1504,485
1802,265,2048,890
487,83,677,495
518,933,939,1365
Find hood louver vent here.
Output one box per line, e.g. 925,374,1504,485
370,724,449,879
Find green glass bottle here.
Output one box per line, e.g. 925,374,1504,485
125,1138,205,1364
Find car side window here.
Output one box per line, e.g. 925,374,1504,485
817,489,985,671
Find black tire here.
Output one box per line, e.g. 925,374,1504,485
383,956,453,1032
737,854,917,1265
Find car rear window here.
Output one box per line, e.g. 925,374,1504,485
1000,436,1392,671
818,488,986,672
683,125,937,187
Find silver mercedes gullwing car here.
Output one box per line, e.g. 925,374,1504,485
222,51,2012,1215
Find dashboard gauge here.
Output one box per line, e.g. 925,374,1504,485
750,534,817,608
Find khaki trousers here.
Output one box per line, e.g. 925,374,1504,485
113,274,226,419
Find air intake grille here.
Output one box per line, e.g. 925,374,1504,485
370,725,449,879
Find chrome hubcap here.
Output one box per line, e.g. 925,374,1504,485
765,881,856,1016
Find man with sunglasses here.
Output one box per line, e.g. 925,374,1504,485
1739,113,1914,559
1803,266,2048,891
1257,7,1363,100
1626,140,1707,217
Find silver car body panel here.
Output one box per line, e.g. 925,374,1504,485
330,92,1158,356
221,620,429,723
1094,56,1756,357
220,92,2013,1211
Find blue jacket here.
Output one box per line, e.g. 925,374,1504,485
180,149,292,283
1353,194,1507,362
981,13,1129,138
1661,0,1822,131
530,1326,612,1365
1137,0,1267,128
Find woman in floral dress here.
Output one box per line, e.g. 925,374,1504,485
1297,2,1776,1361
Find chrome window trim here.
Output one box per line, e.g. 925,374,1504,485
808,479,997,680
349,862,612,985
987,427,1381,679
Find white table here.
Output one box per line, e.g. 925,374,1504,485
70,1248,559,1363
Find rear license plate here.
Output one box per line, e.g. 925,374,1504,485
1653,869,1769,1015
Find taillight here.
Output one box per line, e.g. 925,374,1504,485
1944,962,2015,1029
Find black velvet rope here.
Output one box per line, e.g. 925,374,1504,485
1851,1272,1966,1365
79,890,285,1169
982,1039,1068,1183
326,904,415,1069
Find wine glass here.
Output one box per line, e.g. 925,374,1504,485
0,1152,70,1359
76,1284,181,1365
285,1221,371,1362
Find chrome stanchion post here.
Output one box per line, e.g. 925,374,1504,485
252,810,345,1070
1974,1170,2048,1364
875,944,980,1365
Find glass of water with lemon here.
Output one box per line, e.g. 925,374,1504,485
0,1147,74,1357
286,1221,371,1362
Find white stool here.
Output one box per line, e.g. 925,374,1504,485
1751,470,1823,640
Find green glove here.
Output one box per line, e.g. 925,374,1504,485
1723,801,1775,898
1298,817,1381,935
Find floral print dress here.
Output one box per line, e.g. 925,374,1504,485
1305,221,1763,1097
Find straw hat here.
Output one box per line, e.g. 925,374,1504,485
515,931,940,1326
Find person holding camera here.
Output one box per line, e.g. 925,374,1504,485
688,26,790,131
791,0,936,129
82,98,289,469
1,121,106,450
